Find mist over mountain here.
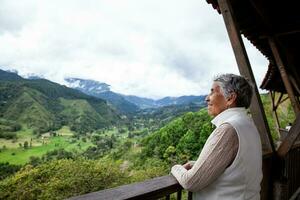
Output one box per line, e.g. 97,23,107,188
65,78,140,115
65,78,111,94
65,78,207,111
24,73,45,80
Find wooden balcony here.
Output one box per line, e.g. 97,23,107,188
68,147,300,200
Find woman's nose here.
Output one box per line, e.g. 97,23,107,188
205,95,209,102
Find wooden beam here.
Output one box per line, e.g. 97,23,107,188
259,30,300,40
289,185,300,200
290,75,300,95
277,113,300,157
269,92,281,138
268,38,300,115
217,0,275,153
279,96,289,105
275,93,283,109
67,175,182,200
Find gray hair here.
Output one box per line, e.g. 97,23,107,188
213,74,253,108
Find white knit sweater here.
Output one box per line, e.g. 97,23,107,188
171,107,262,200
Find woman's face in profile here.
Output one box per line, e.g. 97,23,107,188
205,82,228,117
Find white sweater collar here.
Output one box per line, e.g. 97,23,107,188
211,107,247,127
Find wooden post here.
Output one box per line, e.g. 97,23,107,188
268,37,300,115
217,0,275,153
188,192,193,200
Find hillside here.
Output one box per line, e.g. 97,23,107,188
133,102,205,132
0,70,121,134
97,91,140,115
141,109,213,162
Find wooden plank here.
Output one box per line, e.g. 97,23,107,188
217,0,275,153
268,37,300,115
67,175,182,200
277,113,300,157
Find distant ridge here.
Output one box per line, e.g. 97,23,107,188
65,77,206,111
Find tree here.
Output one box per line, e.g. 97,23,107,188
29,156,42,166
0,162,21,181
141,108,213,163
23,141,29,149
163,146,177,164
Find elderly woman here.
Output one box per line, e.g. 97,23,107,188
171,74,262,200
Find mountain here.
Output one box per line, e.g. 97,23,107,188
96,91,140,115
0,70,22,81
65,78,206,110
0,69,121,134
135,102,205,131
123,95,206,109
65,78,140,114
156,95,206,107
122,95,157,109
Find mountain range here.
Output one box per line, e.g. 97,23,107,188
0,68,206,135
65,78,206,112
0,70,121,134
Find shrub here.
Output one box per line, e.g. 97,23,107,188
0,158,126,200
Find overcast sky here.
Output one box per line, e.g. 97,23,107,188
0,0,268,99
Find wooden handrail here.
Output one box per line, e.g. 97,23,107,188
68,175,182,200
68,153,277,200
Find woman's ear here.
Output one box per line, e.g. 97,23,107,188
227,93,237,107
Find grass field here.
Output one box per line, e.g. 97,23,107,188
0,125,138,165
0,126,93,165
0,127,37,148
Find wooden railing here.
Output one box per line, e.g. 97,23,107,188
68,175,192,200
68,148,300,200
69,156,274,200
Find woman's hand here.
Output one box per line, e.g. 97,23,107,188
183,161,195,170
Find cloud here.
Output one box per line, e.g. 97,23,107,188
0,0,37,34
0,0,268,98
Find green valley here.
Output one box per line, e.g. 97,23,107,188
0,69,294,200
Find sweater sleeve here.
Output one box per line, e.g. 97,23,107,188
171,123,238,192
